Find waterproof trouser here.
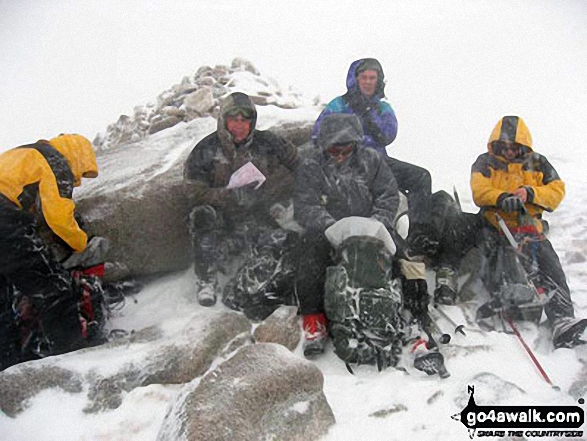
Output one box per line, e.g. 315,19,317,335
294,233,333,315
435,210,574,322
385,157,433,233
0,196,83,371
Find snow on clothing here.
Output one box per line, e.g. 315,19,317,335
471,115,565,234
184,92,299,293
0,136,98,370
293,113,399,314
436,116,574,322
312,58,398,155
0,135,98,252
184,92,299,214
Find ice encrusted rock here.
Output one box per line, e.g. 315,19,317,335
156,343,335,441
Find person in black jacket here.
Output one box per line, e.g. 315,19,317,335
293,113,399,355
184,92,299,307
0,134,99,370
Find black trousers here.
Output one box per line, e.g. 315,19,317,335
435,210,574,322
385,157,433,231
0,198,83,370
294,233,333,315
188,204,280,281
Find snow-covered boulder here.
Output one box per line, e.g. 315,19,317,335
156,343,335,441
93,58,315,151
77,112,315,279
253,305,301,351
0,311,252,417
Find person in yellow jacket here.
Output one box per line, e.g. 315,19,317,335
433,116,586,349
0,134,98,370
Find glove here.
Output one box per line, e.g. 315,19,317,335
346,91,373,116
231,182,258,209
403,279,429,321
500,195,525,213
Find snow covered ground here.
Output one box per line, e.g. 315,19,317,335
1,1,587,440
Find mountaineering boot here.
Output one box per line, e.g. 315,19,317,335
302,312,328,357
196,281,217,307
410,338,450,378
434,266,458,305
552,317,587,349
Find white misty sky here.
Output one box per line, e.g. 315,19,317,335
1,0,586,182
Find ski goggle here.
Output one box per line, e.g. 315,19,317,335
325,143,355,158
224,107,253,120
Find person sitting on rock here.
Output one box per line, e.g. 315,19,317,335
0,134,99,371
433,115,587,349
312,58,438,257
293,113,400,356
184,92,299,307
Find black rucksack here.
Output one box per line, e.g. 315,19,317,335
324,235,404,370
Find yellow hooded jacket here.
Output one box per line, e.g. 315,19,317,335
0,134,98,252
470,116,565,233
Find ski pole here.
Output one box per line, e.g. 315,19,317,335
424,310,451,344
433,304,466,336
504,315,560,391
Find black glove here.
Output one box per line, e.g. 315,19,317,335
231,182,259,209
403,278,429,321
500,195,525,213
345,91,373,116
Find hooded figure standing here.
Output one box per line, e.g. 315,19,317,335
434,116,587,349
0,134,99,370
294,113,399,355
184,92,299,307
312,58,437,256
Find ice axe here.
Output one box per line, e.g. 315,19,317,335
433,304,466,336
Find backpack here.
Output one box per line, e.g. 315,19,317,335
323,220,404,370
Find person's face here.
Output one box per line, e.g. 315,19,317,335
357,70,379,97
326,143,354,165
496,141,521,162
226,114,252,143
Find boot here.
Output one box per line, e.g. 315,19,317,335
552,317,587,349
196,281,217,307
434,266,458,305
302,312,327,357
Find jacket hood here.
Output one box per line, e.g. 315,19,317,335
346,58,386,99
317,113,364,150
487,116,533,155
217,92,258,144
49,134,98,187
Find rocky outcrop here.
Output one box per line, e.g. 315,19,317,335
93,58,313,151
156,343,335,441
0,311,252,416
77,111,315,279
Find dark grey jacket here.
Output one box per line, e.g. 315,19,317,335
184,92,299,213
293,143,399,234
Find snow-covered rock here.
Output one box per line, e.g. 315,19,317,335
93,58,315,151
253,305,301,351
77,108,316,278
156,343,335,441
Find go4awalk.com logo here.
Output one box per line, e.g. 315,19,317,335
452,386,584,439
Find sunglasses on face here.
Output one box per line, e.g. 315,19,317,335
326,144,354,157
225,107,253,120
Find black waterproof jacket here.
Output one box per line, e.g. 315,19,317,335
293,118,399,234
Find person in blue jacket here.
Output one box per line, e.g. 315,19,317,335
312,58,438,257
